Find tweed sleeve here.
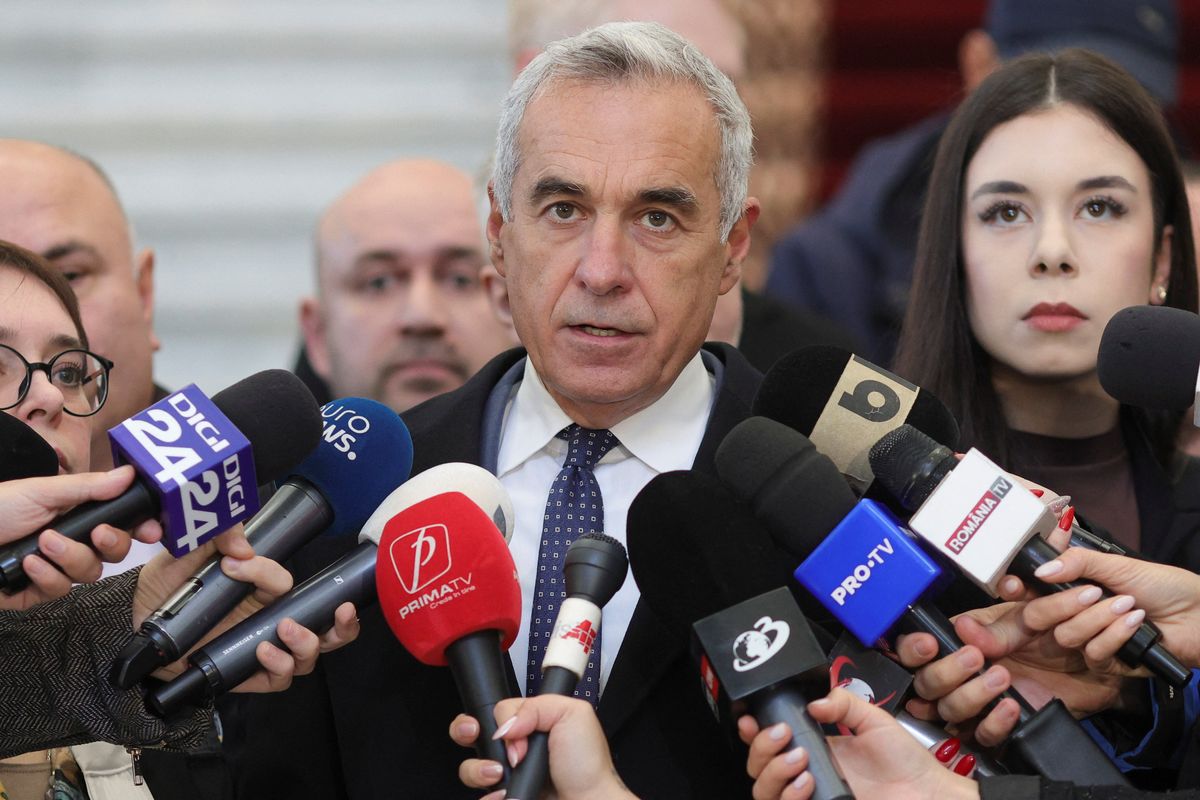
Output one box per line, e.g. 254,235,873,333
0,569,211,758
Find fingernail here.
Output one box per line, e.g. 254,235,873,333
506,743,519,769
1078,586,1102,605
1001,577,1021,596
96,529,117,548
1030,488,1044,497
1110,595,1135,614
768,722,788,741
42,532,65,556
953,754,977,776
279,619,296,637
934,738,960,763
985,667,1007,690
482,763,503,779
1034,560,1064,578
1058,507,1076,532
221,556,242,575
957,648,980,668
25,557,44,576
915,637,936,657
791,773,812,791
1125,609,1146,628
785,747,806,765
809,697,829,710
456,720,479,740
492,717,515,740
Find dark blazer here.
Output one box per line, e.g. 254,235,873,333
226,343,763,799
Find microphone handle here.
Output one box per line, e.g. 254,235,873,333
505,665,580,800
751,684,854,800
444,630,515,786
0,479,157,593
148,541,378,716
113,480,333,688
1013,537,1191,687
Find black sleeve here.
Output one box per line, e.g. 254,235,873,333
0,569,211,757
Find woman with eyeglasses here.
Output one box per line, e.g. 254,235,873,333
0,240,359,799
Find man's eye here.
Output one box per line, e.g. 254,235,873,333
362,274,395,292
641,210,675,231
551,203,576,221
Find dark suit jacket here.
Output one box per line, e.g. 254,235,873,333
226,343,762,799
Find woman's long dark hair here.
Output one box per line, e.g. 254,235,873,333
893,49,1198,469
0,239,89,348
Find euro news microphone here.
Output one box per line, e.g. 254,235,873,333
506,533,629,800
752,345,959,497
148,462,514,715
0,369,322,593
0,413,58,481
112,397,413,689
869,424,1190,688
374,490,521,778
628,470,853,800
715,416,1128,786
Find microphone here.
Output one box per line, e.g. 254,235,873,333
753,345,959,496
628,470,853,800
0,370,322,593
0,414,58,480
374,490,520,777
1098,305,1200,424
717,416,1129,786
869,425,1191,688
111,397,413,689
147,462,514,715
506,533,628,800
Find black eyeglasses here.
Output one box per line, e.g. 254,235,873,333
0,344,114,417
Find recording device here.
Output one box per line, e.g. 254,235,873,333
506,533,628,800
0,414,58,480
628,471,854,800
716,417,1128,786
869,425,1190,688
148,462,514,715
111,397,413,689
1098,305,1200,425
374,490,520,778
752,345,959,496
0,370,322,593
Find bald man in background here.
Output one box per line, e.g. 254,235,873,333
0,140,160,472
297,159,514,412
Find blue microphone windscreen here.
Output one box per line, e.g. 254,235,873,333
292,398,414,536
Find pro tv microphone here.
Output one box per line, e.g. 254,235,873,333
0,414,58,480
716,416,1128,786
148,462,514,715
753,345,959,496
869,425,1190,688
0,370,322,593
374,490,520,777
1098,305,1200,424
112,397,413,688
628,470,853,800
506,533,628,800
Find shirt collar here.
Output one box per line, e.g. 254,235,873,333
496,353,714,476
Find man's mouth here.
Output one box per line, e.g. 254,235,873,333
579,325,622,337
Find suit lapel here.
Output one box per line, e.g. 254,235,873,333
598,343,761,737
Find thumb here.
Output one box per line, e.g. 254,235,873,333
808,688,896,735
955,606,1035,661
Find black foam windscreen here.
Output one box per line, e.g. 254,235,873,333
626,470,801,631
868,425,955,511
0,414,58,481
753,345,961,449
1098,305,1200,411
714,416,856,561
211,370,323,484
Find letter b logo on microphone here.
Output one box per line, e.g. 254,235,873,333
388,523,452,594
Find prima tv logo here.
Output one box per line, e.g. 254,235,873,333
390,523,452,594
945,476,1013,554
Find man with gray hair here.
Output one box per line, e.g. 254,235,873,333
229,21,763,799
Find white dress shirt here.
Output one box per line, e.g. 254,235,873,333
496,353,715,695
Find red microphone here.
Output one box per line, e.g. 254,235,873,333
375,491,520,777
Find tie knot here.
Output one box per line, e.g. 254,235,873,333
558,424,618,469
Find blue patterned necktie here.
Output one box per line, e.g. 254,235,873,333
526,424,618,706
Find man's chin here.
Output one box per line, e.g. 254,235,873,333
379,376,465,414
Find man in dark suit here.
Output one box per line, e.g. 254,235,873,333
226,21,764,798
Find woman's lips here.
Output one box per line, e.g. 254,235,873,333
1022,302,1088,332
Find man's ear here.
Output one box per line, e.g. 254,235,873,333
481,264,520,345
134,247,160,352
486,181,508,278
720,199,760,294
299,297,332,380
